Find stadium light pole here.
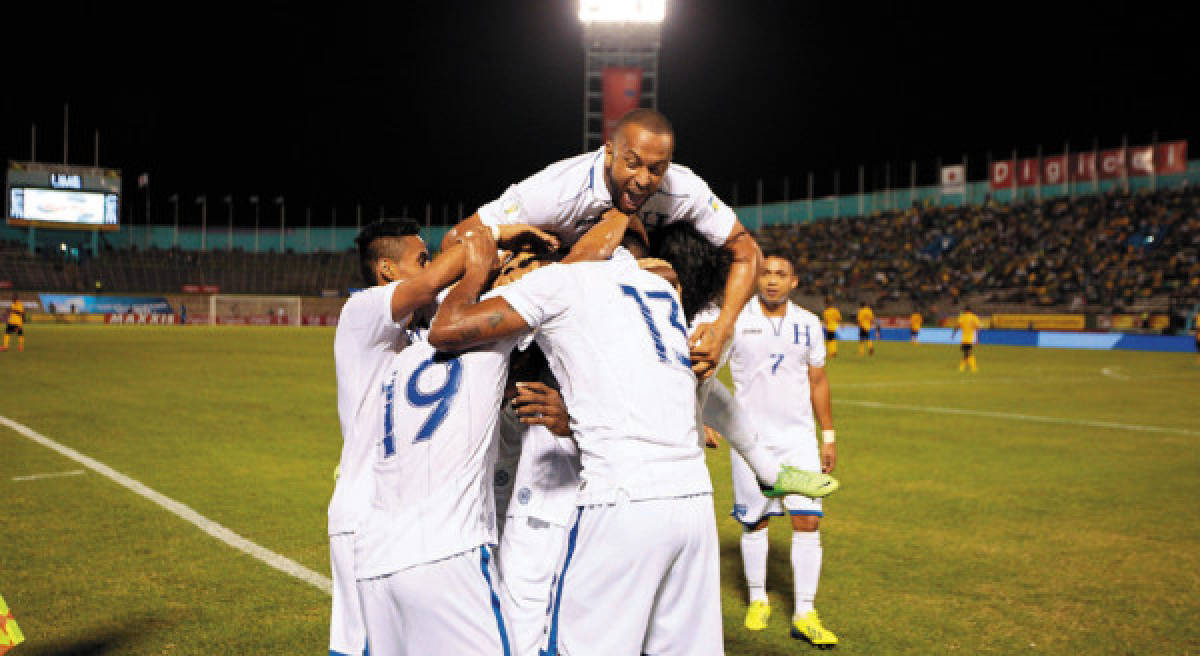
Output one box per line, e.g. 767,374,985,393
578,0,665,152
224,195,234,252
196,195,207,252
275,196,285,252
169,194,179,249
249,195,260,252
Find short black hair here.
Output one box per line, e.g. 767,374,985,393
762,251,797,274
650,222,731,323
355,219,422,285
611,108,674,144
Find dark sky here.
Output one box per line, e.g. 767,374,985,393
2,1,1195,226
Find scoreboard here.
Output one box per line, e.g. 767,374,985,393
6,161,121,231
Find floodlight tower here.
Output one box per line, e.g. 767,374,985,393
578,0,665,152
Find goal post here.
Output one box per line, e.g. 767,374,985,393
207,295,302,326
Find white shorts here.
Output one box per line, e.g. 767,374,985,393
730,446,823,528
498,516,570,656
541,494,723,656
357,545,511,656
329,532,368,656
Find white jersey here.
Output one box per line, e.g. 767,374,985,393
499,248,710,504
496,405,581,526
728,298,826,442
354,337,516,579
477,148,738,248
329,282,411,535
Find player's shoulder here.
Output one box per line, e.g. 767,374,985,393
514,151,599,204
791,304,821,324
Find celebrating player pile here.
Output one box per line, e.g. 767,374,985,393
328,109,841,655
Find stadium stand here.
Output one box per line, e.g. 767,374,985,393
756,187,1200,318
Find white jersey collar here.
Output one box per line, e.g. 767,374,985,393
752,295,792,320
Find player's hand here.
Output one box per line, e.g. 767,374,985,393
497,224,560,252
688,319,733,381
458,227,503,275
512,382,571,437
820,442,837,474
703,425,722,449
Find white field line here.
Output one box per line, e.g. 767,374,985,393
835,399,1200,437
0,415,332,595
1100,367,1131,381
12,469,85,481
836,372,1197,389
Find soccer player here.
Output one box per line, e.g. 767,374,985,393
2,295,25,352
910,309,923,343
430,227,725,656
328,219,552,656
822,299,842,358
451,108,763,382
856,301,877,356
951,305,981,372
725,254,840,648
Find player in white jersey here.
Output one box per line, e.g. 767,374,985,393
491,345,581,656
452,108,764,384
329,219,554,656
429,228,723,656
726,254,840,648
354,330,518,655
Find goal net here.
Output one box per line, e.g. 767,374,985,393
207,295,302,326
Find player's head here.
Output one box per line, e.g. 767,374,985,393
825,296,833,307
650,221,731,323
491,240,563,290
758,253,798,308
604,108,675,214
355,219,426,286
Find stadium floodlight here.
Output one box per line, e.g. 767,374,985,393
578,0,665,24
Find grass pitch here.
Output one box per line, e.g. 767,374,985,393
1,325,1198,654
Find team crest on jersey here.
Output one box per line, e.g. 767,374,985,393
517,487,532,505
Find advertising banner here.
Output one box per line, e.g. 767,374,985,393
105,313,178,325
1041,155,1067,185
1155,140,1187,174
991,313,1085,331
1128,146,1154,176
181,284,220,294
1070,152,1097,182
39,294,172,315
601,67,642,142
1098,148,1126,179
940,165,966,195
1016,158,1040,186
989,160,1013,189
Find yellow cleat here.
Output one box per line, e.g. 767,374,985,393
743,600,770,631
791,610,838,648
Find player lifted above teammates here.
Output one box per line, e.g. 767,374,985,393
453,108,763,380
952,305,981,372
726,254,840,648
821,298,841,358
2,294,26,352
856,300,877,356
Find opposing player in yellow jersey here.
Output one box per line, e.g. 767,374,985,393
821,300,842,358
909,310,923,343
951,306,981,372
856,301,876,356
2,295,25,352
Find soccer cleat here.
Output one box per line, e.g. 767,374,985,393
791,610,838,649
764,465,839,499
744,600,770,631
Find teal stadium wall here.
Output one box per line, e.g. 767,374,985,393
4,161,1197,254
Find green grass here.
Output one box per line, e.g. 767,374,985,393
2,326,1199,654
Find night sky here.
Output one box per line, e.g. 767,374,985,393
2,1,1195,227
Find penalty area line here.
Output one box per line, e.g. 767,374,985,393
0,415,332,595
835,400,1200,437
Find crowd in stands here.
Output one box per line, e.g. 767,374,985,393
755,186,1200,316
4,187,1199,319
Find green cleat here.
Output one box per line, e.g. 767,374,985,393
764,465,839,499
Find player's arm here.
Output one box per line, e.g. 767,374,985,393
428,232,532,352
809,365,837,474
389,243,468,323
690,221,763,380
443,214,561,253
511,382,571,437
561,208,650,263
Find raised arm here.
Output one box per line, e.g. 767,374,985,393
445,214,561,253
689,221,763,379
427,231,531,352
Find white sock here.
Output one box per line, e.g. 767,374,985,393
791,530,822,616
741,528,769,603
702,383,782,485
